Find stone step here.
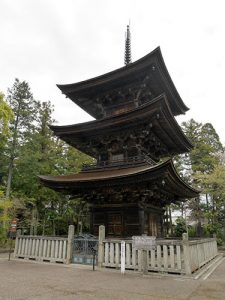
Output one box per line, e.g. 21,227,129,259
194,254,224,280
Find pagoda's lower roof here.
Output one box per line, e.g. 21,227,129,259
50,94,193,159
39,159,199,200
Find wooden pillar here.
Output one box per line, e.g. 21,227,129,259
160,212,164,238
139,208,145,235
183,232,191,275
89,205,94,235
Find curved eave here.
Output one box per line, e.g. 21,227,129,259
39,159,199,199
57,47,188,118
50,94,193,156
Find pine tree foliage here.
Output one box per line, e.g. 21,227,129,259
0,81,94,241
4,79,39,197
173,119,225,239
0,92,14,185
0,92,14,136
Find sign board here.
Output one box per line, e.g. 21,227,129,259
10,218,17,233
132,236,156,251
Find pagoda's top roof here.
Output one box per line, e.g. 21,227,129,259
39,159,199,200
57,47,189,119
50,94,193,159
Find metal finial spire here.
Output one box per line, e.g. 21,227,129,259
124,24,132,65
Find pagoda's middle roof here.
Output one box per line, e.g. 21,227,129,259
50,94,193,159
57,47,189,119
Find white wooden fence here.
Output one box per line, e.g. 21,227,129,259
101,239,184,274
188,238,218,273
14,225,218,275
14,236,68,263
14,225,74,264
98,226,218,275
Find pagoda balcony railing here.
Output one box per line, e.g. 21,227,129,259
82,155,156,171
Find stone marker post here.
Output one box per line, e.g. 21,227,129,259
66,225,74,264
121,241,126,274
142,250,148,275
98,225,105,268
182,232,191,275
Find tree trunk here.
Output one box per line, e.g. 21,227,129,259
205,193,210,224
5,160,14,198
30,206,38,235
5,102,21,198
30,207,34,235
196,221,202,237
52,219,56,236
169,205,173,235
51,201,56,236
180,202,184,218
34,207,39,235
212,196,215,225
196,197,202,237
42,217,46,236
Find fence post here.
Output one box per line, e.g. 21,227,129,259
213,234,218,256
66,225,74,264
98,225,105,268
183,233,191,275
142,250,148,275
14,229,21,257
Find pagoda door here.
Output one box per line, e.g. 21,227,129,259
107,212,123,237
148,213,159,236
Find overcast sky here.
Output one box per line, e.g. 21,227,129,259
1,0,225,145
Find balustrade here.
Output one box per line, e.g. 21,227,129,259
14,235,68,263
82,155,155,171
100,234,218,275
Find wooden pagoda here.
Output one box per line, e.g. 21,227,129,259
40,46,199,237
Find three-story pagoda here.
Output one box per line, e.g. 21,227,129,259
40,32,199,237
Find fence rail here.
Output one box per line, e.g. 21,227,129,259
188,238,218,272
13,225,218,275
98,227,218,275
102,239,184,273
14,235,68,263
14,225,75,264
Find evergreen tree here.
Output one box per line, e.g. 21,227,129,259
0,92,13,185
178,119,224,236
11,100,94,235
182,119,223,175
198,157,225,241
0,92,14,238
0,92,13,136
5,79,38,197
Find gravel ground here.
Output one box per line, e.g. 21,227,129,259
0,255,225,300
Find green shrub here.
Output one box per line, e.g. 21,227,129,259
188,226,197,237
174,217,187,237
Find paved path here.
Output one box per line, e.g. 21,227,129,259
0,256,225,300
